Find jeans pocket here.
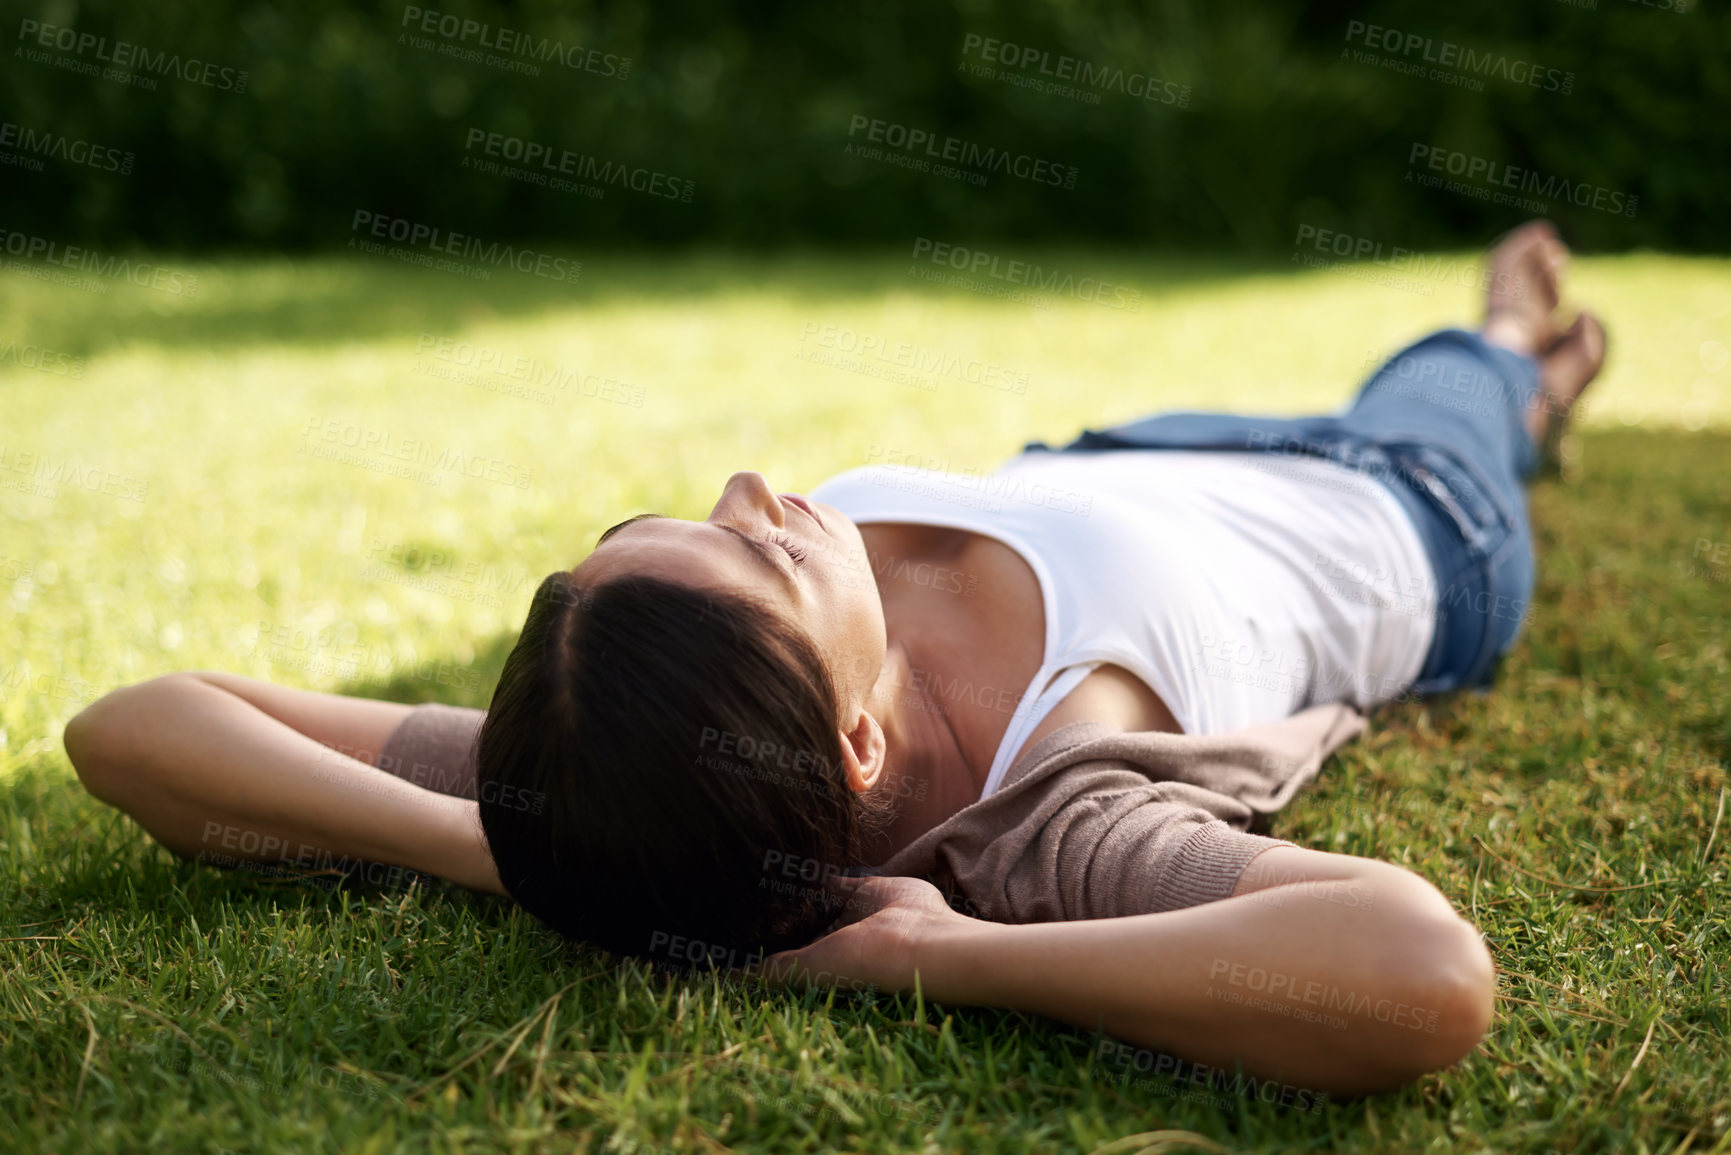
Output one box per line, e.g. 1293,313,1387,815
1403,445,1513,559
1398,444,1530,690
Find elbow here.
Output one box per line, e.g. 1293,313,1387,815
1411,915,1497,1072
65,691,122,801
1320,869,1496,1096
1320,913,1495,1099
1361,911,1495,1091
64,672,199,804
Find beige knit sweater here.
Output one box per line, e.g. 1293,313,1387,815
373,702,1365,921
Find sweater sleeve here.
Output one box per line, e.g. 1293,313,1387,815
871,705,1364,924
922,769,1293,923
1076,791,1291,917
372,703,486,799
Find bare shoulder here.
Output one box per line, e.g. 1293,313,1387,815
1011,663,1181,769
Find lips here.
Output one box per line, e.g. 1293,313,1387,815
779,492,823,530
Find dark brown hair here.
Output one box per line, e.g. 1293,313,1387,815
476,570,890,959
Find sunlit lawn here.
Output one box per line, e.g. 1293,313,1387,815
2,247,1728,1153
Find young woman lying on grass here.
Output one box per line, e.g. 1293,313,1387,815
66,221,1606,1099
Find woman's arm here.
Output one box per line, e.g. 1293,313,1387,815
762,845,1494,1099
63,672,504,895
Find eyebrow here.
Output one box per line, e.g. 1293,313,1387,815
596,512,666,546
594,513,793,585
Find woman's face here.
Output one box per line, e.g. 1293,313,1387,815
574,471,887,712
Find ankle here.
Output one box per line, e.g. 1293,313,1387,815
1481,316,1540,357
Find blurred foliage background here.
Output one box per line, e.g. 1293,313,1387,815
3,0,1723,253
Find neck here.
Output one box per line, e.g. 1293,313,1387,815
860,639,976,862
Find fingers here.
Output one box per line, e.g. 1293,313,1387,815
737,941,830,988
750,879,870,987
755,950,805,987
816,873,890,929
736,875,943,996
756,943,879,998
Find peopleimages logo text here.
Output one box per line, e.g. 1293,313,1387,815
1344,20,1573,94
348,211,582,283
0,121,134,174
0,228,199,296
16,19,249,91
911,238,1141,311
846,115,1077,189
462,129,694,201
399,7,629,78
1407,144,1637,217
960,34,1191,107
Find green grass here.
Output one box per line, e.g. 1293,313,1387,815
2,248,1728,1154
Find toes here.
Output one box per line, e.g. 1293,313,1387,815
1532,264,1562,313
1517,219,1560,245
1540,238,1570,290
1559,311,1605,351
1489,221,1568,313
1549,313,1589,355
1496,220,1569,270
1541,311,1608,386
1539,317,1578,357
1498,219,1559,254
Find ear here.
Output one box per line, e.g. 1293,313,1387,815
837,708,887,793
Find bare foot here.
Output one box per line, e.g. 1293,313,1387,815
1527,311,1608,450
1481,220,1569,357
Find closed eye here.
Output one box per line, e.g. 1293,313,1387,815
771,533,808,566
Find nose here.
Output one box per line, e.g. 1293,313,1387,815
710,471,785,528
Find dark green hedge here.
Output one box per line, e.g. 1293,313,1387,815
3,0,1723,252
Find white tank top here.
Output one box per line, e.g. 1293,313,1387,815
811,449,1436,799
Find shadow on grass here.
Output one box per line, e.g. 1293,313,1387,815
12,248,1323,360
335,629,516,713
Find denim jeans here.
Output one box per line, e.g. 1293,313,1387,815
1022,328,1543,695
